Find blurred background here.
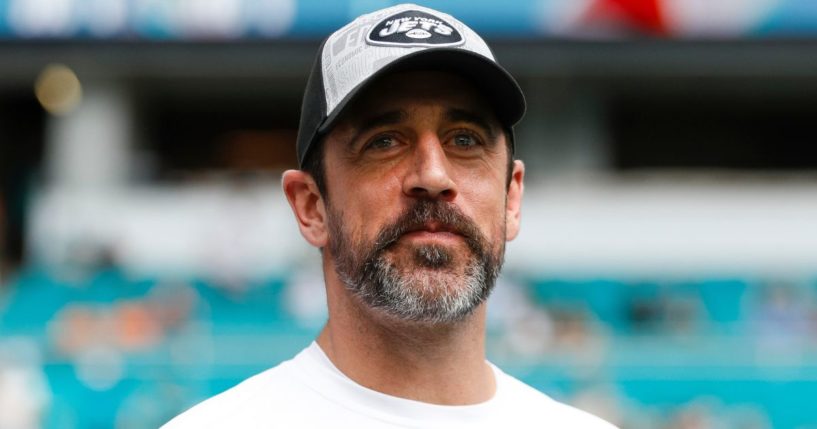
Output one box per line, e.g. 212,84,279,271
2,0,817,428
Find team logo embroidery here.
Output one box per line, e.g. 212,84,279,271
366,10,464,48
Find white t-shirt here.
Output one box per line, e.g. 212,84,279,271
162,342,617,428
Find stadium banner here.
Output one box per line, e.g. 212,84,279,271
1,0,817,40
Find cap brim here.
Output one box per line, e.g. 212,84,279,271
316,48,526,136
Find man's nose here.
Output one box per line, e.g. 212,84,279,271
402,134,457,201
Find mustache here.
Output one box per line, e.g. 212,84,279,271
369,199,486,256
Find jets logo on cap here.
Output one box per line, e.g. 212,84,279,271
366,10,464,48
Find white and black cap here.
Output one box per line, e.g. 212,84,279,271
296,3,526,167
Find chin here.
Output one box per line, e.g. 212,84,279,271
368,260,492,324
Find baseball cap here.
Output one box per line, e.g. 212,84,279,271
295,3,526,167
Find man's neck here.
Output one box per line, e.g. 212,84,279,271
317,269,495,406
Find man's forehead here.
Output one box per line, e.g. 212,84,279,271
338,107,499,141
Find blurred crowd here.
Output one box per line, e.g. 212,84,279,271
489,275,817,429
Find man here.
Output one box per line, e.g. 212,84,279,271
164,4,616,428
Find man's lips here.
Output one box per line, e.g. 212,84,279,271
400,223,466,243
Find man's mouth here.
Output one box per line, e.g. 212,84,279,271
400,222,466,243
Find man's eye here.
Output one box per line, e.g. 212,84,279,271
452,133,479,148
366,135,396,150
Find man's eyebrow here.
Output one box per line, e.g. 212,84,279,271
445,108,499,141
348,110,407,146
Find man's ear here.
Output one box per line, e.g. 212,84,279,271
505,160,524,241
282,170,328,248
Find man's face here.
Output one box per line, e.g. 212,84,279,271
319,70,523,324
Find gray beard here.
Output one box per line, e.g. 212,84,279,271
327,199,504,324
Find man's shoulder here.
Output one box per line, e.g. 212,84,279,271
161,359,303,429
543,398,619,428
495,369,618,428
